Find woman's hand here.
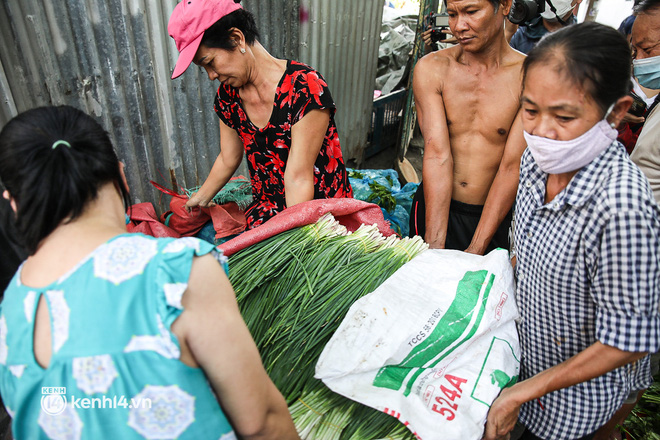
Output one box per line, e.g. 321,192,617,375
483,386,523,440
185,119,244,212
185,189,216,211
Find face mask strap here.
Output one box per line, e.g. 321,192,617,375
603,102,616,127
545,0,569,25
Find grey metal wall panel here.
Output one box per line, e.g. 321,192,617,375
0,0,299,212
0,0,380,212
299,0,383,163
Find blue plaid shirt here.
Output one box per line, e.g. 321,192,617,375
514,141,660,439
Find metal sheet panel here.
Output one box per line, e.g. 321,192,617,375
0,0,299,211
0,0,380,209
299,0,383,163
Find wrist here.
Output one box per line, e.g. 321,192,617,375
504,381,535,408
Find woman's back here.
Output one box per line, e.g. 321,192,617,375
0,234,235,439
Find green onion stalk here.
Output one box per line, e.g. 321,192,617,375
228,214,427,439
620,373,660,440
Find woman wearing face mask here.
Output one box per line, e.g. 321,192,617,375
630,0,660,203
168,0,352,230
483,22,660,440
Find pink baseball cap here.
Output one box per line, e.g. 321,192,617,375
168,0,243,79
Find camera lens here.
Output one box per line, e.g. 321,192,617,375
508,0,539,24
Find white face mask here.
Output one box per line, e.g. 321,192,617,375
524,118,618,174
540,0,574,20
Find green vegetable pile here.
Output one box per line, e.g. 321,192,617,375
228,213,427,439
621,373,660,440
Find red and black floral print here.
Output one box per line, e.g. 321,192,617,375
214,60,353,229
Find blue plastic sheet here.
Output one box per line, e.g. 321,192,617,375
347,168,419,237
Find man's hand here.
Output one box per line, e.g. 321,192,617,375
422,28,434,48
482,386,522,440
427,239,445,250
620,112,645,126
464,244,484,255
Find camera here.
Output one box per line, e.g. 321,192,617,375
508,0,545,25
629,91,648,118
508,0,569,25
424,12,450,43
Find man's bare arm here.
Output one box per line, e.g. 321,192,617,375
414,55,454,249
466,110,526,255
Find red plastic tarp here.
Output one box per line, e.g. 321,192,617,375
162,197,246,239
127,202,181,238
219,198,394,257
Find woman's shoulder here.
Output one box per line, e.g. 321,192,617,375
288,59,318,74
598,143,659,216
286,60,329,85
215,82,239,103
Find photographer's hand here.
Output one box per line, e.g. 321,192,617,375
422,29,434,53
621,112,645,126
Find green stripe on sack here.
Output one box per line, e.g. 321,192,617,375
372,270,493,396
402,273,493,396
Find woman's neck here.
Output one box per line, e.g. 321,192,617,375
21,184,128,287
545,170,579,204
242,42,287,97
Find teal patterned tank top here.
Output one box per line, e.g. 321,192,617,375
0,234,236,439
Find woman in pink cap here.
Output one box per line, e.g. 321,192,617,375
169,0,353,230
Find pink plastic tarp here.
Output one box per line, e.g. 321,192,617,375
219,198,394,257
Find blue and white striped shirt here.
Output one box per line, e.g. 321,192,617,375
514,141,660,439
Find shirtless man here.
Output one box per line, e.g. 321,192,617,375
410,0,526,254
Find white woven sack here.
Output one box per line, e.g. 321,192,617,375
316,248,521,440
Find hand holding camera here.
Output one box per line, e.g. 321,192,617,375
508,0,570,26
423,12,451,45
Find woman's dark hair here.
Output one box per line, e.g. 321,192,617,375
200,7,260,50
0,105,130,254
523,21,632,115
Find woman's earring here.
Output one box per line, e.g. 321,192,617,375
240,48,246,54
610,121,617,128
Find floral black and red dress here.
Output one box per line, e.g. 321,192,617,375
213,60,353,229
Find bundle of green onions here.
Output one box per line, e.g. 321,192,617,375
228,213,427,439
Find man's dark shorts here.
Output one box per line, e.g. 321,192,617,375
409,180,512,253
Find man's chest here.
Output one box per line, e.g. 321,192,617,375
442,70,521,135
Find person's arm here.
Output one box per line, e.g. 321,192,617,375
504,20,518,43
174,255,299,440
185,119,244,210
483,342,647,440
465,111,525,254
414,55,453,249
486,208,660,439
284,108,330,207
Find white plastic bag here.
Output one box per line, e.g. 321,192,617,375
315,249,520,440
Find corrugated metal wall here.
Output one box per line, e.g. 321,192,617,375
0,0,380,212
298,0,383,163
